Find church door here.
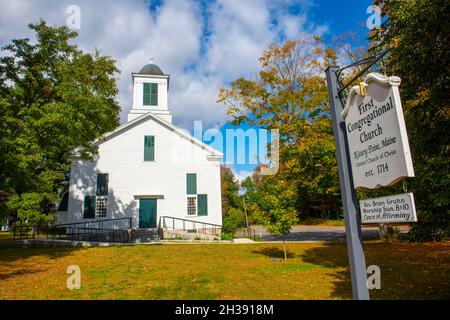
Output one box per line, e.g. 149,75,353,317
139,199,157,228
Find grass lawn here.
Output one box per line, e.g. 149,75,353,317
0,240,449,300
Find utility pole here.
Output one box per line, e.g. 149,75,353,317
325,66,370,300
242,196,249,228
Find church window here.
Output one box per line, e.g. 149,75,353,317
83,173,109,219
143,83,158,106
187,196,197,215
95,173,109,218
144,136,155,161
95,196,108,218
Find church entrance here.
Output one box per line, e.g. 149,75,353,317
139,199,157,228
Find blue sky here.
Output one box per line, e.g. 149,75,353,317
308,0,372,43
0,0,375,181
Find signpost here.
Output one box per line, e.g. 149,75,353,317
326,66,370,300
341,73,414,189
326,60,417,300
360,193,417,224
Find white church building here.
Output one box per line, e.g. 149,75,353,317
60,62,223,232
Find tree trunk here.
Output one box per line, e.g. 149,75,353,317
282,236,287,261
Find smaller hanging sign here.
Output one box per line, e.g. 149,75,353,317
360,192,417,224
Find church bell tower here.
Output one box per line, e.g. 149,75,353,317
127,59,172,123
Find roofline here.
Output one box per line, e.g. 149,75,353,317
132,73,170,79
71,112,223,158
132,73,170,91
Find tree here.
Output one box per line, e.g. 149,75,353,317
0,20,120,224
283,116,341,219
218,37,336,140
370,0,450,241
218,37,342,227
253,175,298,260
220,165,245,229
240,175,261,222
223,207,247,230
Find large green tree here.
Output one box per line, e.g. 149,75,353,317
0,20,120,224
370,0,450,241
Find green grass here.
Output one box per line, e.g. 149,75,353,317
0,241,449,300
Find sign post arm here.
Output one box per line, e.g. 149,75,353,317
325,66,370,300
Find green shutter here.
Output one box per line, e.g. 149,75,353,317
150,83,158,106
197,194,208,216
186,173,197,195
83,195,96,219
96,173,109,196
144,136,155,161
143,83,151,106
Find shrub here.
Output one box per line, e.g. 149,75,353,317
223,208,246,229
220,233,233,241
408,210,450,242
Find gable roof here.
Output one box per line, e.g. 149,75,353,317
71,112,223,159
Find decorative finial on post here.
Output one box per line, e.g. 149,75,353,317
359,82,366,97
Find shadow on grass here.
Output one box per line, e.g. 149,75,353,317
147,274,220,300
300,242,353,299
0,240,82,262
0,267,49,281
300,241,450,300
0,244,83,281
252,246,295,259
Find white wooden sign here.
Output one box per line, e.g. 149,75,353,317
360,192,417,224
342,73,414,189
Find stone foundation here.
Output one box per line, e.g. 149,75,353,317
162,229,220,241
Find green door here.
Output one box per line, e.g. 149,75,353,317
139,199,157,228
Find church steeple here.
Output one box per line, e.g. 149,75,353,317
127,59,172,123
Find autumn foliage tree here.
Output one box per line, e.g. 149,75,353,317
218,37,341,244
218,37,336,139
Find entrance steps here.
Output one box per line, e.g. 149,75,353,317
131,228,160,243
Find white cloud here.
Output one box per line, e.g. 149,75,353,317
0,0,326,129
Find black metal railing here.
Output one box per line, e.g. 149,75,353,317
233,227,257,240
12,217,132,243
11,216,258,243
159,216,232,240
158,216,257,241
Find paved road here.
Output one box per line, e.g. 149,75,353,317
249,225,408,242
